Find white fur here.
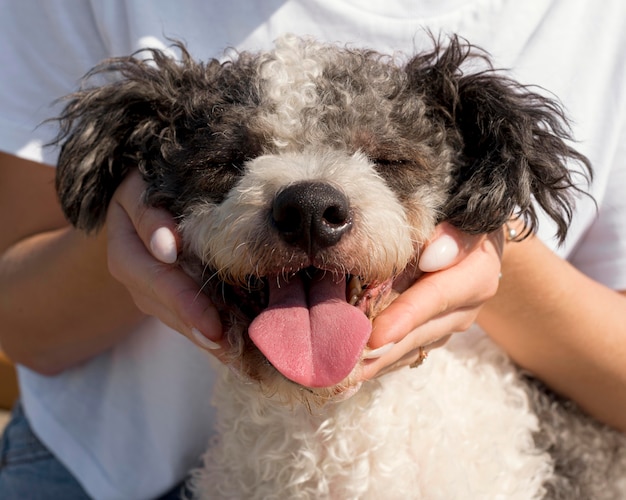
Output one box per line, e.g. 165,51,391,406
257,35,328,149
190,328,554,500
181,150,432,284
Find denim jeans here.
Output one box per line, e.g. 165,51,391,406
0,402,188,499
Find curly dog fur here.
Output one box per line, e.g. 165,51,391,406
54,35,626,499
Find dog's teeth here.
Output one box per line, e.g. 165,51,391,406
348,275,362,305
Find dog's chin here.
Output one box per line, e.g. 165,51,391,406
298,379,365,405
251,365,367,407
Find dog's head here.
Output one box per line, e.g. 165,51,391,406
55,35,589,403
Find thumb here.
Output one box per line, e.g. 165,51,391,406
418,222,479,272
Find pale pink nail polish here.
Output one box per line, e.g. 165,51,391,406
149,227,178,264
418,234,460,272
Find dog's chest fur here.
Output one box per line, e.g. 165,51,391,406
193,330,549,499
192,329,626,500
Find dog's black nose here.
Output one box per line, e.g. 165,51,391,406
272,181,352,254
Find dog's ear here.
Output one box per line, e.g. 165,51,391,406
54,49,170,232
54,44,239,232
405,36,591,242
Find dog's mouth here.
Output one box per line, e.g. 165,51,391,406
224,267,392,389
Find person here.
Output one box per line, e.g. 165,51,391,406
0,0,624,498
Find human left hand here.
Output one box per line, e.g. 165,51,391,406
360,222,504,379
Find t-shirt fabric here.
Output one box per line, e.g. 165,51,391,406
0,0,624,498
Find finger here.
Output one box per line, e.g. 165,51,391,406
418,223,504,273
113,170,182,264
142,261,224,343
106,190,223,343
371,238,501,348
418,222,482,272
150,226,179,264
361,309,474,380
373,334,451,377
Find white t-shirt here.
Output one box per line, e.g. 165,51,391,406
0,0,624,498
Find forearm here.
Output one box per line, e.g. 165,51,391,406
478,235,626,432
0,224,144,375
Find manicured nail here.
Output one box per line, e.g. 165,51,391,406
418,234,460,272
150,227,178,264
191,328,221,350
363,342,395,359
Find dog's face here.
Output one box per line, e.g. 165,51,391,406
55,35,588,403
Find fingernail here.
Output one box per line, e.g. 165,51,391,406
150,227,178,264
418,234,460,272
191,328,221,350
362,342,395,359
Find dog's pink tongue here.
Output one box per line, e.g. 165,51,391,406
248,274,371,388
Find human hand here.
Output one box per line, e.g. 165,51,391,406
361,222,504,379
106,170,225,355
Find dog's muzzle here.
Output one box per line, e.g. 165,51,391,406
243,181,379,389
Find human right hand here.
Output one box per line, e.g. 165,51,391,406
106,169,225,355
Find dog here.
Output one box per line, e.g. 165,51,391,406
54,35,626,499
